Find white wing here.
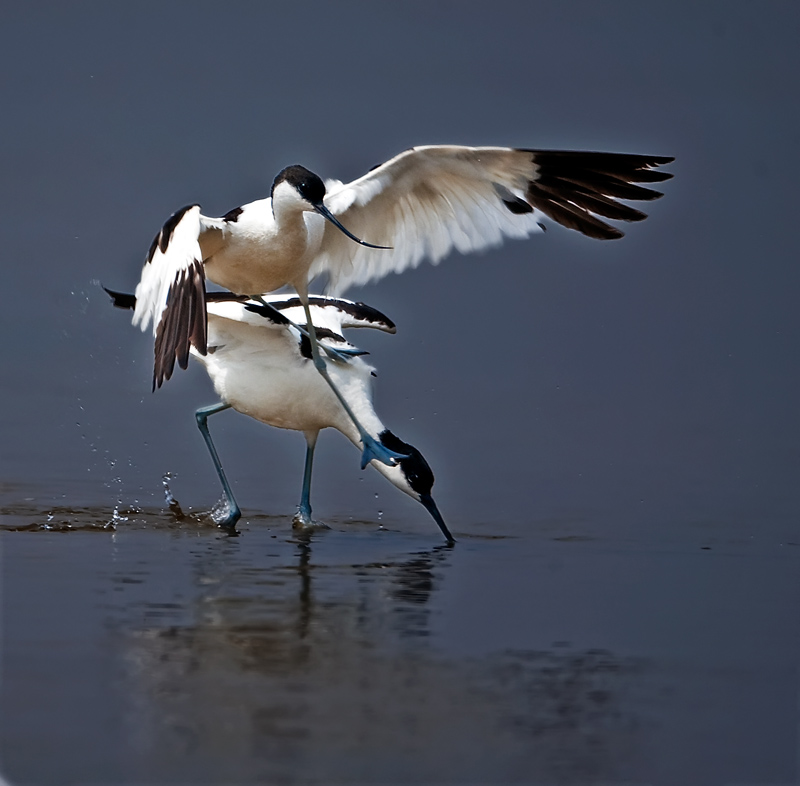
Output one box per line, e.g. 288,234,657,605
133,205,217,388
313,145,673,294
133,205,202,335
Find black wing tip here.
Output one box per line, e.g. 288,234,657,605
526,149,674,179
579,223,625,240
523,149,673,239
331,299,397,333
646,154,675,165
151,260,207,391
344,300,397,332
525,148,674,163
102,286,137,310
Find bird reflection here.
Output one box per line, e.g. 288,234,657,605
125,530,451,675
119,533,645,782
289,532,313,642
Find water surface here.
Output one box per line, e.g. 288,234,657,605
2,490,798,784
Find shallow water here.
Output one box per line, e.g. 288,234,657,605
2,488,798,785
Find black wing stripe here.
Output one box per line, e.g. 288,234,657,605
153,292,177,389
534,183,648,222
527,150,674,175
206,291,249,303
222,206,243,223
177,277,193,372
152,260,207,390
526,183,624,239
317,297,396,331
188,262,207,359
270,295,396,331
539,171,666,202
298,327,349,359
146,204,200,265
243,302,292,324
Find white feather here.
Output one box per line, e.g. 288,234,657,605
314,146,545,294
133,205,204,335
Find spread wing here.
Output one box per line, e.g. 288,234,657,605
313,145,673,294
132,205,211,389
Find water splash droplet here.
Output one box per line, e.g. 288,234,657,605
162,473,176,505
210,496,232,524
163,473,186,519
107,506,128,528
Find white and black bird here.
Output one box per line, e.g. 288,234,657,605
107,288,454,544
132,144,673,464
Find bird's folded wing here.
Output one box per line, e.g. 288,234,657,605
267,295,396,334
314,145,672,295
209,294,396,336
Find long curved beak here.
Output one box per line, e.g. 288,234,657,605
314,202,392,250
419,493,455,544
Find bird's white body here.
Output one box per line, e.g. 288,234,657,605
131,145,673,388
195,297,381,443
190,294,429,504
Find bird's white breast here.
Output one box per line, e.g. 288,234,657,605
202,200,326,295
193,318,375,438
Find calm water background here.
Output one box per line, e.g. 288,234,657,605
1,2,799,784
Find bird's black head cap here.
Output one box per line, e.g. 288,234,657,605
379,430,434,496
272,165,326,205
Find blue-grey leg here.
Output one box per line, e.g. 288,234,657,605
292,430,318,529
195,402,241,530
297,296,408,470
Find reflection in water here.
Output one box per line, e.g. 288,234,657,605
4,495,796,784
108,528,646,784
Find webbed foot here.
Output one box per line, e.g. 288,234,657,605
292,508,330,531
359,434,410,470
323,344,368,363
